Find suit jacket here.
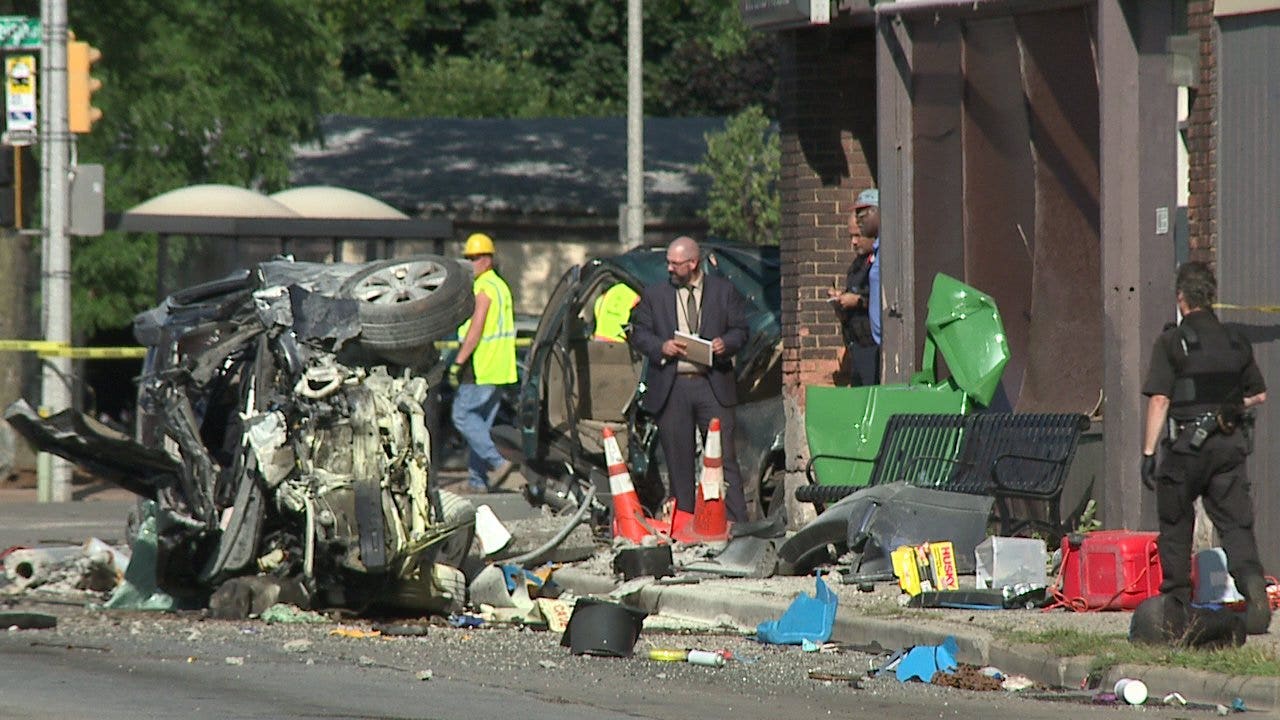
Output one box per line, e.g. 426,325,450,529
629,273,749,414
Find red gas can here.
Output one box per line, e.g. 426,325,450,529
1058,530,1163,611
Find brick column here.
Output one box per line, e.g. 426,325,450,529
776,26,877,522
1186,0,1216,263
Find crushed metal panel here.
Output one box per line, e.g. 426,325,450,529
960,18,1036,411
1013,8,1103,414
1216,11,1280,575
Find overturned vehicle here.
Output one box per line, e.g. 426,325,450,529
6,256,479,612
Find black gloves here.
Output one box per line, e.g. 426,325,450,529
1141,453,1157,491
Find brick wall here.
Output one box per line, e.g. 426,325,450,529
1186,0,1216,263
777,26,877,401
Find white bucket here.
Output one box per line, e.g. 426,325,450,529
474,504,512,556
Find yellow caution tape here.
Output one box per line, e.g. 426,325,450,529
0,340,70,352
1214,303,1280,314
38,347,147,359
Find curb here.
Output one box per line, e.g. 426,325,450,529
552,571,1279,713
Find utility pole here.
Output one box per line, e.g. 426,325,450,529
38,0,72,502
624,0,644,248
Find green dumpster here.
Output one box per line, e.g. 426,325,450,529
806,273,1010,487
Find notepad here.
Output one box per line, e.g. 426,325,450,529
673,331,714,366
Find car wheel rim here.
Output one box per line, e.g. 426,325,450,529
350,260,452,304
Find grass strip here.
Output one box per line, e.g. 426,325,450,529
1006,628,1280,677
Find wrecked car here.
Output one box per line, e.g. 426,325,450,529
6,255,480,612
517,241,785,522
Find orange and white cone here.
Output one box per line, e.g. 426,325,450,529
604,427,653,544
676,418,730,544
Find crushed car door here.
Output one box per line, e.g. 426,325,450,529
518,264,581,463
3,399,180,499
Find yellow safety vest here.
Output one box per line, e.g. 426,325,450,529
457,269,517,385
593,283,640,342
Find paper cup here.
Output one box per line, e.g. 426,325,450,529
1113,678,1148,705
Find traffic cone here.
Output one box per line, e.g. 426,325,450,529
675,418,730,544
603,427,653,544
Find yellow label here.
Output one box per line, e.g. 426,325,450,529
928,541,960,591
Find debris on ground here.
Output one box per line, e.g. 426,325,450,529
260,603,328,624
756,573,838,645
895,636,959,683
930,664,1004,691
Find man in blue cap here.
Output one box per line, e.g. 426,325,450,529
828,188,881,384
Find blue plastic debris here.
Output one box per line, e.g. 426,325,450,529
895,636,959,683
756,574,838,645
448,613,485,628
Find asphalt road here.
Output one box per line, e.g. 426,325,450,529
0,603,1211,720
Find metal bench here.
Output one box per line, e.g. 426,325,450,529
799,412,1092,539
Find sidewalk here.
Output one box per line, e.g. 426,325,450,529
551,564,1280,713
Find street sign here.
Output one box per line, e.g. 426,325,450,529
0,16,40,50
6,54,37,134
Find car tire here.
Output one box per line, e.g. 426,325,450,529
339,255,474,365
433,489,476,569
746,463,786,522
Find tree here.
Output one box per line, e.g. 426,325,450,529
63,0,339,335
696,106,780,246
320,0,776,118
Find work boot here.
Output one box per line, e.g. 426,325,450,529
1241,575,1273,635
487,460,518,489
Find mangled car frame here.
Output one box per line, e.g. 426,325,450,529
7,255,480,612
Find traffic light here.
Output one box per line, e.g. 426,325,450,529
67,35,103,133
0,144,38,229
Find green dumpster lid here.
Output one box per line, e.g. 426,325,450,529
918,273,1009,406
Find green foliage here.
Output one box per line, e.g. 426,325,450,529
63,0,339,335
696,106,780,246
320,0,776,118
332,54,570,119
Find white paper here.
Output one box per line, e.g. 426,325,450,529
673,331,713,366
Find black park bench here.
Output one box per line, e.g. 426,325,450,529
798,412,1093,540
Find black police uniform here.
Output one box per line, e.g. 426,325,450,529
1142,309,1266,611
840,252,878,386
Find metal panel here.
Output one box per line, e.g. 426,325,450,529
1216,12,1280,575
961,18,1036,410
1097,0,1178,532
1015,9,1103,415
908,23,966,373
877,16,917,382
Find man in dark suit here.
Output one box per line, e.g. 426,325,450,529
630,237,750,532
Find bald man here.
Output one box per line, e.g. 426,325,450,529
629,237,750,535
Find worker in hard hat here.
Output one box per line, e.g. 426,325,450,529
593,282,640,342
449,232,519,492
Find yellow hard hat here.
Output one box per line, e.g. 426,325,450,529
463,232,495,257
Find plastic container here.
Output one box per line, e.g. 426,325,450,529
1191,547,1246,606
974,536,1047,590
1058,531,1162,610
1114,678,1148,705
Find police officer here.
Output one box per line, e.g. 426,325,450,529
1141,261,1270,635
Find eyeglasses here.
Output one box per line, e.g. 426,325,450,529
666,257,696,267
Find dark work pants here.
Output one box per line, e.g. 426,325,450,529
656,374,747,522
1155,431,1263,603
846,342,881,387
